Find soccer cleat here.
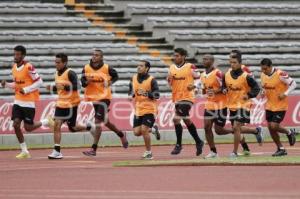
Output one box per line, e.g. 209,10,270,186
229,152,238,158
272,149,287,157
255,126,264,146
196,140,204,156
16,152,31,159
205,151,218,159
142,151,153,160
48,150,63,159
171,144,182,155
120,132,129,149
152,124,161,140
242,149,251,156
82,149,96,157
287,129,296,146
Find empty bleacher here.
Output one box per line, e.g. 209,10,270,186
110,0,300,93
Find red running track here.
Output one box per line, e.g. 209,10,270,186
0,142,300,199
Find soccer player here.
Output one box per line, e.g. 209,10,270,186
167,48,204,156
128,60,160,159
260,58,297,156
227,50,263,155
1,45,49,159
46,53,92,159
81,50,128,156
199,54,263,158
230,50,252,75
224,55,260,158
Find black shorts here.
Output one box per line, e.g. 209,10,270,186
11,104,35,125
266,110,286,124
54,106,78,128
133,114,155,128
229,109,250,125
175,101,193,117
204,108,227,127
93,99,111,121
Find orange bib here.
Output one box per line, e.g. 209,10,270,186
55,68,80,108
261,69,288,111
169,63,194,103
225,71,251,111
132,74,157,116
200,69,227,110
83,64,112,102
12,63,39,102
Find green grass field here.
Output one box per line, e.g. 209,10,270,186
113,155,300,167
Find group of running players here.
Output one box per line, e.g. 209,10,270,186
1,45,297,160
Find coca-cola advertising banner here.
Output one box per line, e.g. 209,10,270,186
0,96,299,134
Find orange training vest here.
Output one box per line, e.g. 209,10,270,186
261,69,289,111
225,71,251,111
55,68,80,108
83,64,112,102
132,74,157,116
12,62,39,102
200,68,227,110
169,63,195,103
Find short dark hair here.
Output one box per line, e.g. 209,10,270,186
56,53,68,63
231,55,242,63
141,60,151,72
231,49,242,61
260,58,272,67
95,49,103,55
174,48,187,57
14,45,26,56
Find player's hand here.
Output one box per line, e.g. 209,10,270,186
20,88,25,94
127,95,133,101
137,89,147,96
46,85,51,91
104,80,111,88
260,89,266,98
167,75,173,86
187,84,195,91
222,88,228,95
207,88,215,97
278,93,287,100
1,80,5,88
242,95,249,101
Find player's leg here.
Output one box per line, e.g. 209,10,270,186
171,113,183,155
204,117,217,158
268,122,287,156
140,114,155,160
272,111,296,146
231,120,243,157
265,110,288,156
105,119,128,148
48,118,64,159
183,115,204,156
11,104,30,159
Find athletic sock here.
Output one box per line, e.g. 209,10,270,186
92,144,98,151
211,147,217,154
54,144,61,153
175,124,183,146
20,142,29,153
241,142,250,151
187,123,202,144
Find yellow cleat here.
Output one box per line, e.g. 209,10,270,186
16,152,31,159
